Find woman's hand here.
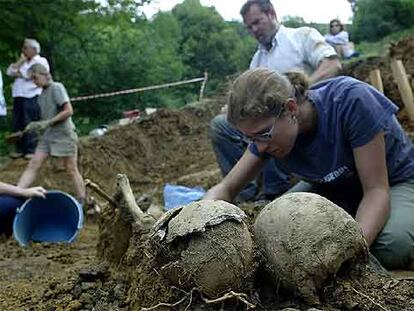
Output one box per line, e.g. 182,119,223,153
204,149,266,203
22,186,47,199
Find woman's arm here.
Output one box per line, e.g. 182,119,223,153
0,182,46,198
204,149,266,202
49,102,73,126
353,132,390,246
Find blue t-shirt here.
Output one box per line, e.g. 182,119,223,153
249,76,414,185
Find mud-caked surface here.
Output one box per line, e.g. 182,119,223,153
0,223,98,310
254,193,369,304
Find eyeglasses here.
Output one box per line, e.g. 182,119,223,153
244,106,286,144
245,119,276,144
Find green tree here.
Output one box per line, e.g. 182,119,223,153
282,16,306,28
352,0,414,42
172,0,255,93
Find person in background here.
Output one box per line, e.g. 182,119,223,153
209,0,342,202
325,19,359,60
6,38,50,159
0,182,46,237
17,63,85,204
205,68,414,270
0,69,6,121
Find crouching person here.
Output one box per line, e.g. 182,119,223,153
204,68,414,270
17,63,85,204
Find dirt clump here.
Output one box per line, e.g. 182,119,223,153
150,200,254,297
254,192,368,305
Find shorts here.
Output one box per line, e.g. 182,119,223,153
36,133,78,157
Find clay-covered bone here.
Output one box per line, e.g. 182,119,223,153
151,200,254,297
254,192,368,304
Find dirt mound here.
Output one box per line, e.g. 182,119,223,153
0,100,222,199
344,35,414,132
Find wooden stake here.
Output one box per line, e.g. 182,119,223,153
390,59,414,121
369,69,384,93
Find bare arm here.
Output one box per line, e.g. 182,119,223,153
353,132,390,246
0,182,46,198
204,149,267,202
49,102,73,125
6,54,26,78
308,57,342,85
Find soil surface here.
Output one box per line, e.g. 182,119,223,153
1,36,414,310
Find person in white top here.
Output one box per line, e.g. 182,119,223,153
6,38,50,159
325,19,359,60
0,70,6,117
209,0,342,202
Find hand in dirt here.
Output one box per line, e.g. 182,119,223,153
22,186,47,199
25,120,51,133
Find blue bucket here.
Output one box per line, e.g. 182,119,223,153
13,191,84,247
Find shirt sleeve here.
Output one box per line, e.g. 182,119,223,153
341,83,398,148
53,83,70,106
301,27,338,69
249,50,260,69
6,64,18,77
326,31,349,45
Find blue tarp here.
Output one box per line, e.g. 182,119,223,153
163,183,206,210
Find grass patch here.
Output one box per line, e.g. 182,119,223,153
355,27,414,58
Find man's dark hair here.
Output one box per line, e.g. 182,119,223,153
240,0,275,17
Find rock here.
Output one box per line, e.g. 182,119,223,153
254,192,368,304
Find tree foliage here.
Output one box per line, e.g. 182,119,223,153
352,0,414,42
0,0,256,130
1,0,414,134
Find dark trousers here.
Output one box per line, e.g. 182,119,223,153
0,195,25,237
12,96,40,154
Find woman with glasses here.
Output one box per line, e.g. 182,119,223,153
205,68,414,270
325,19,359,59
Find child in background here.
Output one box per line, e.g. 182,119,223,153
18,63,85,204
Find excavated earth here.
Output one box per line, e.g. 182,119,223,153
1,36,414,310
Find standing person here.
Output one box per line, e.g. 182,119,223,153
209,0,342,202
0,182,46,237
325,19,359,60
6,38,50,159
0,69,6,119
17,63,85,204
205,68,414,270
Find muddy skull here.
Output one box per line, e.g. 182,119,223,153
151,200,254,297
254,192,368,304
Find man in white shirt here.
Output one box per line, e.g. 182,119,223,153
209,0,342,202
7,38,50,159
